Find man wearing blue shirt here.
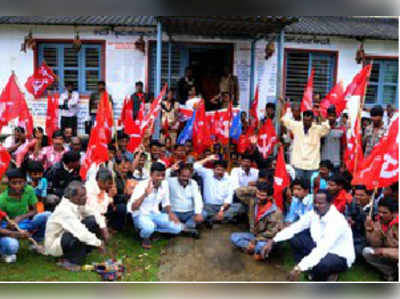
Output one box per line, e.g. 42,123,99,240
284,178,313,224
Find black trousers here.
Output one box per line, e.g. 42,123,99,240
61,116,78,136
61,216,101,265
106,203,127,232
290,230,348,281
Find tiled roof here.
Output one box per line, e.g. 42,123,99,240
0,16,397,40
285,16,398,41
0,16,156,26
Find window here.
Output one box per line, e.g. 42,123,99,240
285,50,337,102
148,42,185,96
37,43,103,94
365,59,398,106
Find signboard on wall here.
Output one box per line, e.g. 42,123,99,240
235,42,251,112
28,97,122,136
29,98,90,136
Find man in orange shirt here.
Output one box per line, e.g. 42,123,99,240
327,174,352,214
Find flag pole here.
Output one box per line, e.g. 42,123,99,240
227,101,233,172
369,187,378,218
354,61,373,174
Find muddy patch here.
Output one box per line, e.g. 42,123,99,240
158,224,288,281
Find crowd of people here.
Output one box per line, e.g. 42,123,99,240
0,70,398,282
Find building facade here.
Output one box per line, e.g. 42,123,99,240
0,16,398,135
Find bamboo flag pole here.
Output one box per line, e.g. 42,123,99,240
369,187,378,218
4,215,45,254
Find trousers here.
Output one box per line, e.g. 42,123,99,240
290,229,348,281
133,212,183,239
230,232,267,254
61,216,101,265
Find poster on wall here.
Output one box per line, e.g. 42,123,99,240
255,42,278,118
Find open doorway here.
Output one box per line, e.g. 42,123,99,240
188,45,233,102
148,42,234,101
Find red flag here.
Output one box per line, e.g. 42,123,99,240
0,145,11,179
301,69,314,112
141,84,168,132
344,118,364,175
80,92,112,179
126,103,145,153
0,73,26,132
352,117,398,189
17,96,34,138
25,61,56,98
208,110,218,142
273,146,290,211
80,125,109,180
343,64,372,175
96,92,113,143
119,97,130,126
257,119,278,159
249,85,259,130
216,102,233,145
237,126,255,154
46,93,59,144
192,100,212,154
320,81,345,117
344,64,372,131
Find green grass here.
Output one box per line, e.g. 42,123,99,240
0,233,382,282
277,242,382,282
0,231,168,282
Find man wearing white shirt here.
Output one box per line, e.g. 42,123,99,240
262,189,355,281
167,164,203,232
194,155,245,224
127,162,183,249
45,181,108,271
230,154,259,191
59,82,79,136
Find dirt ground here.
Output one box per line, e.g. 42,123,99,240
158,223,288,281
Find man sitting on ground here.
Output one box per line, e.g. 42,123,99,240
231,182,283,260
26,160,48,212
0,168,51,263
230,153,259,190
45,181,108,271
262,190,355,281
345,185,374,259
128,162,183,249
45,151,81,211
194,155,245,224
310,160,333,194
85,168,116,233
363,196,398,281
167,163,203,235
284,178,313,225
327,174,352,214
30,130,68,170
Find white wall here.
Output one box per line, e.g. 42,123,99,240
0,24,148,134
0,25,397,134
284,35,398,90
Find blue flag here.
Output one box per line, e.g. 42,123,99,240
177,110,196,145
229,112,242,141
